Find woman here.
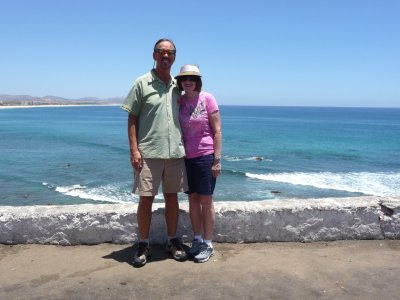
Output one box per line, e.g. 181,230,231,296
175,64,222,263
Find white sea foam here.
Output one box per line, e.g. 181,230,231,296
48,183,169,203
245,171,400,197
224,156,272,162
51,184,136,203
224,156,241,161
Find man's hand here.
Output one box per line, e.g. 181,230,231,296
130,150,143,171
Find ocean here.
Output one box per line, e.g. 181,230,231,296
1,105,399,206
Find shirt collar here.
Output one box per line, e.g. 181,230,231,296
150,69,176,88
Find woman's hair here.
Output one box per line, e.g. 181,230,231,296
153,38,176,51
177,76,202,92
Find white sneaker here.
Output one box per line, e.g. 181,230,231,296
194,243,214,263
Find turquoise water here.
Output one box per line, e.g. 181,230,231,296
1,105,399,206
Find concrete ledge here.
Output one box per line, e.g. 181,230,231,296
1,196,399,245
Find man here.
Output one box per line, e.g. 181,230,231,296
121,38,188,267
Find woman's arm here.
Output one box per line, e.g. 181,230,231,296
210,111,222,177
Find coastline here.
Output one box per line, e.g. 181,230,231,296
0,104,121,110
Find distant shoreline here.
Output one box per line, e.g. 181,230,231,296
0,104,121,110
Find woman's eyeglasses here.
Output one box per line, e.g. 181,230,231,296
181,76,198,82
154,48,176,56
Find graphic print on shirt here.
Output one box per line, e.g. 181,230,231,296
182,97,210,139
189,99,205,118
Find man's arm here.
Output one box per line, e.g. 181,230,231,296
128,114,142,171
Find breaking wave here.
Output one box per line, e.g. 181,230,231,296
43,182,138,203
245,171,400,197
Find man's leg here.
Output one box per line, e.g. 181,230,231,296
164,192,187,261
163,158,187,236
162,158,188,261
133,195,154,267
163,192,179,236
137,196,155,239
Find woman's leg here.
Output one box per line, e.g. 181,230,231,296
199,194,215,241
189,193,203,236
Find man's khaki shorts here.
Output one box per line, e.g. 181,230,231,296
133,158,188,196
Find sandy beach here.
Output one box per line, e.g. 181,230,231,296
1,240,400,300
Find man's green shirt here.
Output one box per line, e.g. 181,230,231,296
121,70,185,159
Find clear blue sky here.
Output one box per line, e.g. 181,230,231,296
1,0,399,107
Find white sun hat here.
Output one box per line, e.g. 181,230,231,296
175,64,201,78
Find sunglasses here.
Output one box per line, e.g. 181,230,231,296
181,76,198,82
154,48,176,56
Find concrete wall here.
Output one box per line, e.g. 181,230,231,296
1,196,399,245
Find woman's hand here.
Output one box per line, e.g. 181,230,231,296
211,158,221,177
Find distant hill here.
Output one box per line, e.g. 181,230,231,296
0,94,124,106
